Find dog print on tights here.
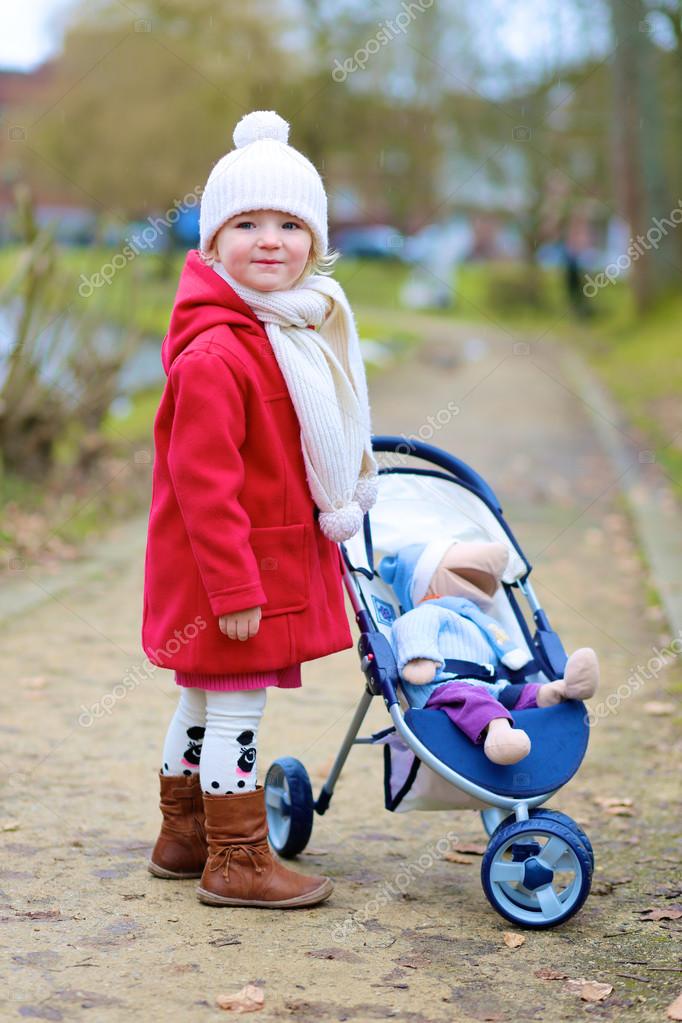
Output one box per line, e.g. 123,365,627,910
235,729,256,789
182,725,205,769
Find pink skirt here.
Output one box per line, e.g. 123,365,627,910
175,664,302,692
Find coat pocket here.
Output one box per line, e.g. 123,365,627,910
249,523,311,618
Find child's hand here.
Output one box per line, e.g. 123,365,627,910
219,606,262,641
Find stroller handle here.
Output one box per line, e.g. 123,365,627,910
372,435,502,513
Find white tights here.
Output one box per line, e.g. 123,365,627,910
161,687,267,795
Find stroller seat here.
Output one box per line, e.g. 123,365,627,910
405,700,589,799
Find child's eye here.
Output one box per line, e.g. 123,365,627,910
235,221,255,229
282,222,300,229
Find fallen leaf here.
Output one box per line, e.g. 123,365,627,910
643,701,676,716
592,877,632,896
605,805,635,817
301,847,329,856
443,852,476,864
451,841,487,855
566,978,613,1001
216,985,264,1013
395,953,432,969
667,993,682,1020
20,676,46,689
595,797,633,808
580,981,613,1002
639,908,682,921
503,932,525,949
0,820,19,832
306,948,362,963
535,968,569,980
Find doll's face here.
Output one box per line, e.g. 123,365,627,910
428,565,497,600
425,541,505,609
212,209,313,292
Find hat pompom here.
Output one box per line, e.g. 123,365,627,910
233,110,290,149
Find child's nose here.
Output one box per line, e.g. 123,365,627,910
257,231,281,248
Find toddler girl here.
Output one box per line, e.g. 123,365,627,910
143,110,377,908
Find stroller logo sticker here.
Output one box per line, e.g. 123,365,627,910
373,596,397,627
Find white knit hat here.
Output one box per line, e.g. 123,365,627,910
199,110,328,256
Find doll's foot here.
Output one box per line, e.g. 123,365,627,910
537,648,600,706
483,718,531,765
401,658,439,685
564,647,599,699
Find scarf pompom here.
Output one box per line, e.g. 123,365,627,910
354,474,378,513
319,502,364,542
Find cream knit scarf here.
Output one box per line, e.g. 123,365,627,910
212,262,378,542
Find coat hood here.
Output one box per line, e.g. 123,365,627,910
161,250,262,373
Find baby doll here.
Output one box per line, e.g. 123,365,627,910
379,538,599,765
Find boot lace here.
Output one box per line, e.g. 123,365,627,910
207,840,270,882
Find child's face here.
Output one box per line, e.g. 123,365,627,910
213,209,313,291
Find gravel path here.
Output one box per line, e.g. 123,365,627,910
1,313,680,1022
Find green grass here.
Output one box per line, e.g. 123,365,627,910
568,289,682,497
103,387,163,444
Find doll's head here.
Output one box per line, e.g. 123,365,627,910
424,540,509,608
199,111,338,290
378,538,509,612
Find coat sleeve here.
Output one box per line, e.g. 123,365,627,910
167,349,267,617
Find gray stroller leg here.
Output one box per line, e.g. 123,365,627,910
315,687,374,814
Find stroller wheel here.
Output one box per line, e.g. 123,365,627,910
492,809,594,873
264,757,314,859
481,818,592,929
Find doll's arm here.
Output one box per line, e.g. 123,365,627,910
393,604,447,682
168,351,266,617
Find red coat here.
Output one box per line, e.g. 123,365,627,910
141,250,353,673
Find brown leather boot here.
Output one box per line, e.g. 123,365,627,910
196,785,333,908
148,770,207,879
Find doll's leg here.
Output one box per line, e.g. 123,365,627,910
200,688,267,795
536,648,600,706
425,682,531,765
161,687,207,777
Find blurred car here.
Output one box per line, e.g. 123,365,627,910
332,224,405,261
402,217,473,265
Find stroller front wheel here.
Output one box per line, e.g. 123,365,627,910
264,757,314,859
481,818,592,928
491,809,594,872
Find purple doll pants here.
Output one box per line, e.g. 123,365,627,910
424,681,542,745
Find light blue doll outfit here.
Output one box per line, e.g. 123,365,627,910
378,543,531,711
389,596,522,708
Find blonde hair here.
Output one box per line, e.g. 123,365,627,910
199,226,340,284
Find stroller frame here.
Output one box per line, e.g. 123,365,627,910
314,436,567,826
264,436,594,927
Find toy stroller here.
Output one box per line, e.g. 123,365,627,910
264,437,594,929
